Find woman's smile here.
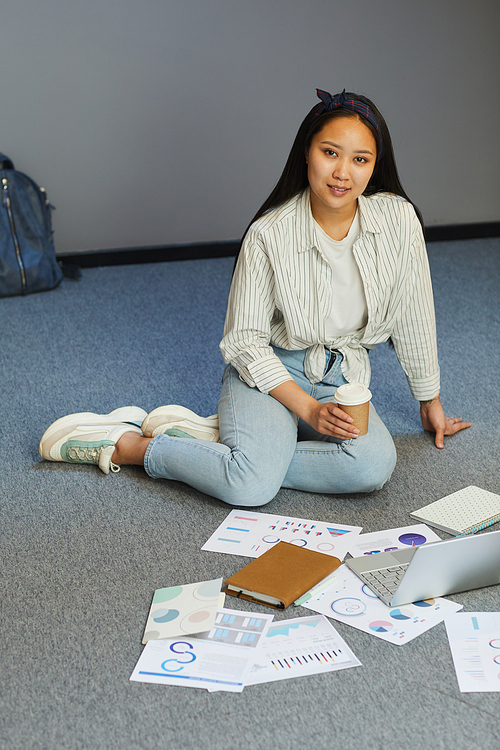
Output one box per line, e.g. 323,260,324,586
328,184,350,196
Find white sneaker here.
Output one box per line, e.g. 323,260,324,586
39,407,147,440
141,405,220,442
38,407,146,474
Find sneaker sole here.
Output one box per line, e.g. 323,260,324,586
142,405,219,441
38,406,147,459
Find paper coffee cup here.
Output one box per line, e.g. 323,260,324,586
334,383,372,436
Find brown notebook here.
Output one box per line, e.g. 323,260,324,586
224,541,341,609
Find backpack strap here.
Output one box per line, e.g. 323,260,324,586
0,153,14,169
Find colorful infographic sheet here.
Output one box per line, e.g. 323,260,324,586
445,612,500,692
202,510,361,560
131,610,360,691
345,524,442,557
130,634,254,692
245,614,361,685
293,525,441,607
303,564,462,645
142,578,223,643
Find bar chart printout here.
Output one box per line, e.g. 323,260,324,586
201,509,361,559
445,612,500,692
193,608,274,648
245,614,361,686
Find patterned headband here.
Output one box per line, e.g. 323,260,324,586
314,89,384,161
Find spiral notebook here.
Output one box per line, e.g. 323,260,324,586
410,486,500,536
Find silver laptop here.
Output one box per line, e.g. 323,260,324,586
345,529,500,606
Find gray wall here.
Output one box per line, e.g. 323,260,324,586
1,0,499,254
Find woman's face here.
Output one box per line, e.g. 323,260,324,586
305,115,377,221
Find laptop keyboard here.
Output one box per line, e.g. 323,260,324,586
360,564,410,598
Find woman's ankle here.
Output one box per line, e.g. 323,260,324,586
112,432,151,465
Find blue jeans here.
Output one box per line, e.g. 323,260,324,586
144,347,397,506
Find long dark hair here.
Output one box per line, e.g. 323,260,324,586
234,91,424,268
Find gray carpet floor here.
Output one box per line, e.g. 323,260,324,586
1,238,499,750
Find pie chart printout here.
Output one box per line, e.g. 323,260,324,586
398,532,427,546
303,566,462,645
369,621,393,633
390,608,413,621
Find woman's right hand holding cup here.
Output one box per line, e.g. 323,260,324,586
308,401,360,439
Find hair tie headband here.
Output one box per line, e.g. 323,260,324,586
314,89,384,161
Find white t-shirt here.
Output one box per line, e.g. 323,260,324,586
314,211,368,339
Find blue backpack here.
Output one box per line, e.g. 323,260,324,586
0,153,63,296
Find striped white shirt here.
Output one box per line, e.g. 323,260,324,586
220,187,440,401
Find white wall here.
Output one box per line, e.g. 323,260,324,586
1,0,499,253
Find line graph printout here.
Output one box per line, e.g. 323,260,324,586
445,612,500,692
245,614,361,686
202,510,361,560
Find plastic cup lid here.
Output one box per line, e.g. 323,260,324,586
334,382,372,406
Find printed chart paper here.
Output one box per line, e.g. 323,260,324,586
202,510,361,560
193,607,275,692
193,607,274,649
130,635,254,693
142,578,223,643
245,614,360,685
346,524,442,558
303,564,462,645
296,524,439,606
445,612,500,692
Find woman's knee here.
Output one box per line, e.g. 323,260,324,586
351,434,397,492
216,470,284,507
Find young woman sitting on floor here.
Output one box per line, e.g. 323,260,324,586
39,88,470,506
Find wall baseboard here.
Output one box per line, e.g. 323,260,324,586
57,241,240,268
425,222,500,242
57,222,500,268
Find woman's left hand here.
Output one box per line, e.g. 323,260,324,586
419,396,471,449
